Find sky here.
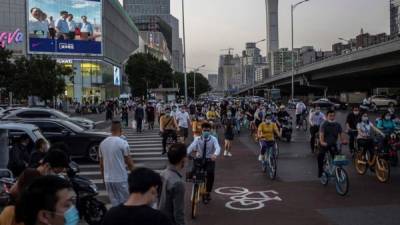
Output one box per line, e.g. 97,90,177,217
118,0,390,75
169,0,390,75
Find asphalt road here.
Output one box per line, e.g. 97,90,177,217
79,109,400,225
185,110,400,225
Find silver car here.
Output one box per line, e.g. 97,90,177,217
1,108,95,130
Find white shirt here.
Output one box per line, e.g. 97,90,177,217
68,20,77,32
187,136,221,159
99,136,130,183
176,111,190,128
295,102,307,115
48,19,55,29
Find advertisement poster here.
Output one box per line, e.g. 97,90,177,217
114,66,121,86
27,0,102,55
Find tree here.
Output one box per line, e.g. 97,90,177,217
173,72,212,98
0,48,16,96
125,53,174,98
11,55,72,101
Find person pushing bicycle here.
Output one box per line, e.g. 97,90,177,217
257,112,281,162
187,122,221,204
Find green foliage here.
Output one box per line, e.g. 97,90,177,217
125,53,174,98
0,48,72,101
174,71,212,98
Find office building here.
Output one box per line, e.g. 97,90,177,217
0,0,140,103
218,54,241,92
391,0,400,35
269,48,299,75
123,0,183,72
265,0,279,55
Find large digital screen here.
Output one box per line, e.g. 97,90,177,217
114,66,121,86
27,0,102,55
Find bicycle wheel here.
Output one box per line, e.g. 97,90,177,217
191,183,200,219
302,119,308,132
375,157,390,183
268,152,277,180
354,151,368,175
335,167,349,196
320,172,329,186
274,142,280,158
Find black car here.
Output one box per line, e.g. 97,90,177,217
327,98,347,110
312,98,342,110
15,119,109,162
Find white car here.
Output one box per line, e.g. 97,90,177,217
369,95,398,107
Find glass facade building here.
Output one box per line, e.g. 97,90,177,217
123,0,170,16
391,0,400,35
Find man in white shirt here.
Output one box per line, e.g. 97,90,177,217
67,14,77,40
29,7,47,38
99,121,135,206
187,122,221,203
80,15,93,40
295,101,307,129
175,105,191,142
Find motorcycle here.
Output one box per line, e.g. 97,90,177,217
67,162,107,225
360,103,376,112
280,117,293,142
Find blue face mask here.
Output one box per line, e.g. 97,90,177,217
64,206,80,225
202,131,210,139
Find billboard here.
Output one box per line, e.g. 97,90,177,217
27,0,102,55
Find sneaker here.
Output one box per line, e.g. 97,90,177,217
227,152,232,157
258,154,264,161
224,151,228,156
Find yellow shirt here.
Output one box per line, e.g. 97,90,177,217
0,206,24,225
206,111,218,120
258,122,279,141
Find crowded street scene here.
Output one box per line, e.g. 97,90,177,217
1,0,400,225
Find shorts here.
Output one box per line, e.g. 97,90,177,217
105,181,129,207
179,127,189,138
224,133,234,141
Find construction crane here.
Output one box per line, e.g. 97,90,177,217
221,48,234,55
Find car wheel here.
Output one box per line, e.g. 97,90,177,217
87,143,100,162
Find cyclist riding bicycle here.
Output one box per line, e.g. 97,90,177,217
192,114,206,138
295,101,307,129
277,105,290,123
377,112,396,135
187,122,221,204
160,107,179,155
346,106,361,154
309,106,326,153
356,112,385,159
318,110,347,178
257,113,281,162
206,107,220,122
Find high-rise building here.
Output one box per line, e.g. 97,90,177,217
269,48,299,75
218,54,241,92
208,74,218,90
265,0,279,55
123,0,183,72
391,0,400,35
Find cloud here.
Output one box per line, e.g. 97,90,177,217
72,0,97,9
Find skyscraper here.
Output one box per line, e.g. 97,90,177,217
123,0,183,72
390,0,400,35
265,0,279,55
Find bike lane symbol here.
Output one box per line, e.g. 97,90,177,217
215,187,282,211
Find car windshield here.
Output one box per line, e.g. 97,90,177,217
61,120,85,133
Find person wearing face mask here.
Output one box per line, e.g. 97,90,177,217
356,113,384,159
309,107,326,153
160,108,179,155
171,106,178,120
206,106,219,122
15,175,79,225
29,139,49,168
257,113,281,162
377,112,396,135
36,150,70,176
318,110,348,178
223,111,235,157
175,106,191,143
159,144,187,225
187,123,221,203
192,114,205,138
102,168,172,225
346,106,361,154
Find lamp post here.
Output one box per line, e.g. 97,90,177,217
182,0,188,104
291,0,309,100
193,65,206,101
339,37,353,52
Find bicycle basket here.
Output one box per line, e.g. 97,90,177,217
333,155,349,166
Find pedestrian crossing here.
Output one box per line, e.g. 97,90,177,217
77,128,167,205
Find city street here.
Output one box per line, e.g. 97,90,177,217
81,110,400,225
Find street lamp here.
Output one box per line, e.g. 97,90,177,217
291,0,310,100
338,37,353,52
193,65,206,101
182,0,188,104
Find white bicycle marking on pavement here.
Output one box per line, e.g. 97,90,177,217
215,187,282,211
